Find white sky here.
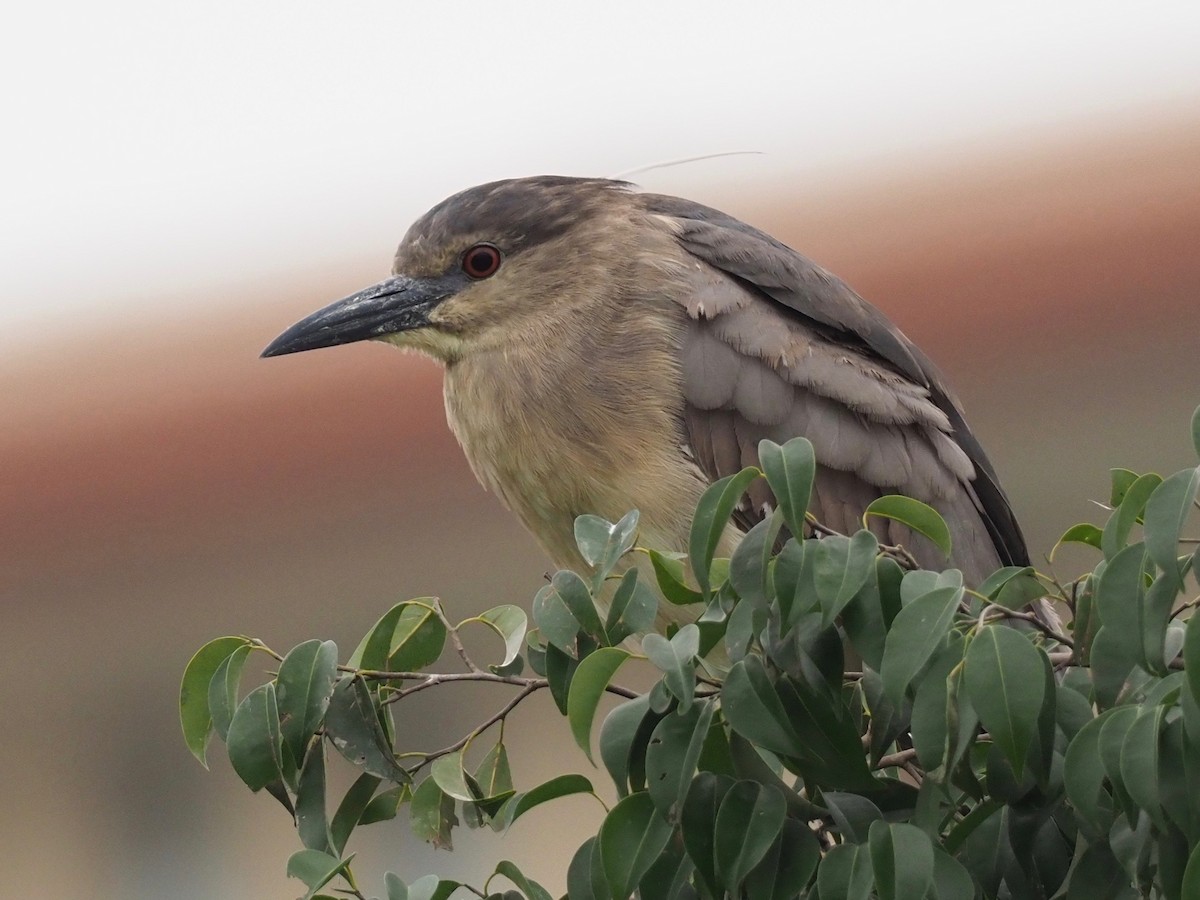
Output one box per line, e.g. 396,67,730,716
1,1,1198,346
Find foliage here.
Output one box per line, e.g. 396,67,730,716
181,405,1200,899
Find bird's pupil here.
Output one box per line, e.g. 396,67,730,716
470,250,492,272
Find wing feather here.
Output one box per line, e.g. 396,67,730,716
643,195,1029,577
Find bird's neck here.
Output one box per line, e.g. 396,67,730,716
440,293,704,569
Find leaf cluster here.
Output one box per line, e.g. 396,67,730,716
179,406,1200,898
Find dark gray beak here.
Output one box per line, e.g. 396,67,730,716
261,274,458,358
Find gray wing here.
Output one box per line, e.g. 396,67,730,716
642,193,1028,581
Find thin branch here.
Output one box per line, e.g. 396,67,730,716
373,671,638,705
433,599,484,673
875,747,918,769
1170,595,1200,621
807,514,919,570
980,606,1075,649
901,761,925,786
406,682,545,776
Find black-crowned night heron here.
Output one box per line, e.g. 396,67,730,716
263,177,1027,602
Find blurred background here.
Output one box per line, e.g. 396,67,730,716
2,2,1198,897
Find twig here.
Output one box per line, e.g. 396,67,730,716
433,599,484,673
373,671,639,705
1170,595,1200,621
875,748,918,769
901,761,925,786
806,514,919,570
406,683,544,775
980,607,1075,649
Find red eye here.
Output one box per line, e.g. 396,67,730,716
462,243,502,279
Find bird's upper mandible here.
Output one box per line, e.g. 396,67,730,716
263,176,1028,586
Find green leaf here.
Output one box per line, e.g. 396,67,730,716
1064,841,1137,900
1096,542,1151,671
550,570,606,640
575,511,639,575
714,781,787,894
276,639,339,763
977,566,1045,611
722,657,803,758
862,668,911,766
1063,711,1115,839
818,843,873,900
879,584,963,705
500,773,594,828
689,466,762,594
409,777,457,850
347,599,442,671
682,773,735,897
899,568,962,604
908,633,965,770
466,605,527,668
406,875,462,900
286,849,352,900
864,495,952,558
725,593,765,663
604,568,657,646
533,584,583,654
729,510,784,610
430,750,474,802
494,860,554,900
599,695,652,797
180,636,249,765
1187,611,1200,705
296,737,330,852
545,641,580,714
226,683,283,791
776,674,876,789
598,792,673,900
359,785,407,826
388,604,447,672
1109,467,1140,506
645,699,714,821
868,821,934,900
963,625,1045,779
1143,571,1179,675
1102,472,1163,558
1098,706,1141,822
647,549,705,606
473,740,513,803
758,437,815,541
1051,523,1104,559
573,515,611,567
841,559,888,670
742,818,820,900
329,773,380,855
384,872,407,900
567,647,631,761
324,677,408,782
347,602,405,669
567,838,601,900
813,531,879,628
1144,466,1200,586
1183,842,1200,900
207,641,252,743
931,847,976,900
1119,705,1167,829
822,792,883,844
642,625,700,712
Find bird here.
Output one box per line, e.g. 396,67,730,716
262,176,1028,608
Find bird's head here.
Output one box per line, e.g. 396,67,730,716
262,176,636,363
